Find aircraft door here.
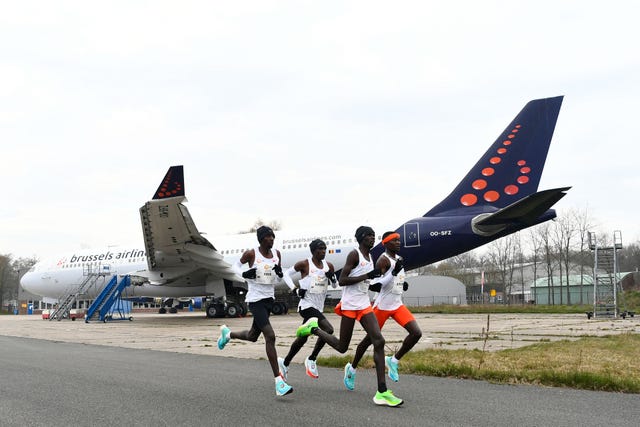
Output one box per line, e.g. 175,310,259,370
403,222,420,248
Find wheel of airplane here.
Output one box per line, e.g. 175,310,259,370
206,303,226,318
159,307,167,314
226,304,240,318
206,304,218,318
169,307,178,314
271,302,283,315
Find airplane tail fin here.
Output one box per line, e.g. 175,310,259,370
424,96,563,217
153,166,185,200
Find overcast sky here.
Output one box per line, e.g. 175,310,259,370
2,1,640,260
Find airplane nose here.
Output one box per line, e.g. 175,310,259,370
20,272,38,294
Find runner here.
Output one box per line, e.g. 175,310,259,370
348,231,422,383
296,226,404,407
279,239,337,380
216,225,292,396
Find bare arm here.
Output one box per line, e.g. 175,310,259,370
376,255,391,275
232,249,256,279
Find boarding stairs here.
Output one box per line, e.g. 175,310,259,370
587,231,633,319
85,275,132,322
50,265,111,321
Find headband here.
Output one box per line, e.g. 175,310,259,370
382,232,400,245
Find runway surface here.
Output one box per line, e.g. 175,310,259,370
1,334,638,427
1,312,639,425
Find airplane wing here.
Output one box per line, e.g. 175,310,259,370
137,166,243,285
472,186,571,235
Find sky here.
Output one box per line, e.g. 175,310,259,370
2,1,640,261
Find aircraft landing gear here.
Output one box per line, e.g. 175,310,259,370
205,298,247,318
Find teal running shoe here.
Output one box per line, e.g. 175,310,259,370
343,362,356,391
275,376,293,396
217,325,231,350
385,355,399,382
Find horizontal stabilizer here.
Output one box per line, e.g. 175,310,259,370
184,243,244,283
474,187,571,228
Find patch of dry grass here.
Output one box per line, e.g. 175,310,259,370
319,333,640,393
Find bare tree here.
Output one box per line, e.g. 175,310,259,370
515,233,526,305
536,223,556,304
486,234,518,305
552,211,579,305
618,242,640,272
527,225,545,304
0,254,10,310
240,218,282,234
573,207,594,304
0,255,37,312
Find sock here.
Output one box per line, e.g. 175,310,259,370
349,366,356,374
391,356,399,364
378,383,387,393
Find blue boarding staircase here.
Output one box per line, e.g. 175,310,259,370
50,265,112,321
85,275,133,322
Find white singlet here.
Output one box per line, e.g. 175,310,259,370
245,247,280,303
373,253,406,311
340,248,374,310
298,257,330,312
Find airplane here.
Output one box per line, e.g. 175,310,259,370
20,96,570,318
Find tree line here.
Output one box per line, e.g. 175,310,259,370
3,210,638,308
0,255,38,312
421,207,640,305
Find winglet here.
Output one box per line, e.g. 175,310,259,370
153,166,185,200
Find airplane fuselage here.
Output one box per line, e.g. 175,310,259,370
20,208,557,300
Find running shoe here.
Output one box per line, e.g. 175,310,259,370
278,357,288,381
343,362,356,390
275,375,293,396
217,325,231,350
305,357,319,379
373,389,403,407
296,317,318,338
385,355,399,382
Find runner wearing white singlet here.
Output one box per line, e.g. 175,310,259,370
349,231,423,384
279,239,337,379
216,226,292,397
300,226,404,407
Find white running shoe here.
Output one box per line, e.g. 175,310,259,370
305,357,319,379
278,357,288,381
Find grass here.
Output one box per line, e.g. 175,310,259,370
317,333,640,393
407,304,594,314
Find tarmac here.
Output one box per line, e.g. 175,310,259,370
2,310,639,360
